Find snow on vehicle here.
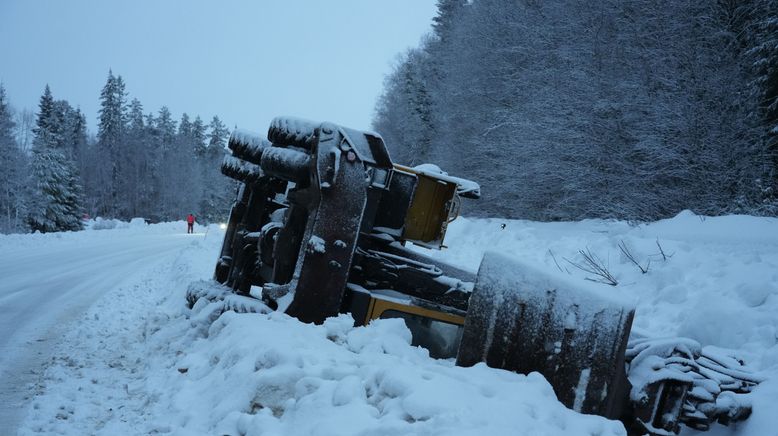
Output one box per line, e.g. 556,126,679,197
187,116,760,435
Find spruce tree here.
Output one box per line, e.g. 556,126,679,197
156,106,176,147
192,116,207,156
127,99,144,133
33,85,57,149
28,148,83,232
96,70,128,215
208,115,228,149
200,116,232,223
178,113,192,139
27,85,84,232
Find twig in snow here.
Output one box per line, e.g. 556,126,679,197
618,240,650,274
547,249,567,274
655,238,674,261
564,248,618,286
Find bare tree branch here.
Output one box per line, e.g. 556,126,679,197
564,248,618,286
655,238,674,261
618,240,650,274
547,248,566,274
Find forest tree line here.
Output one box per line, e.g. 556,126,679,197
373,0,778,221
0,71,234,234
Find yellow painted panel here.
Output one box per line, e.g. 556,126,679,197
366,297,465,326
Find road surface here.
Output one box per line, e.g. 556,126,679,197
0,232,199,435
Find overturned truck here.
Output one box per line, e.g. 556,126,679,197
187,117,761,435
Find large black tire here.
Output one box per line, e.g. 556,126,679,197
228,129,269,165
267,116,319,149
456,252,634,419
221,155,263,183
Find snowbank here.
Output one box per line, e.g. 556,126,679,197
144,310,621,436
17,211,778,435
421,211,778,363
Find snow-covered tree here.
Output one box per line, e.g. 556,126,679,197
199,115,233,223
374,0,773,221
97,71,126,148
27,147,84,232
27,86,84,232
117,98,154,217
0,83,29,233
373,48,436,166
3,72,236,227
207,115,228,149
155,106,176,147
94,69,128,215
746,0,778,203
178,113,192,139
191,116,207,156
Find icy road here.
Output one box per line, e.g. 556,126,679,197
0,230,200,434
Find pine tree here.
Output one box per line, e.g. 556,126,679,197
156,106,176,147
27,85,84,232
71,108,88,162
121,98,149,217
33,85,57,149
200,115,232,223
192,116,207,156
128,98,144,132
141,110,164,220
96,70,128,215
27,148,83,232
178,113,192,139
208,115,228,149
98,70,125,149
431,0,463,43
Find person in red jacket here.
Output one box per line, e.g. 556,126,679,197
187,213,195,233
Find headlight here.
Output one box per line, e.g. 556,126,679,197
219,223,228,230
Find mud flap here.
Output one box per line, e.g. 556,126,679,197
456,252,635,419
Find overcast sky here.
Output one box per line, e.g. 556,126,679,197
0,0,437,135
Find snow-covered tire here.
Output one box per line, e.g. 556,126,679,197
267,116,319,149
228,129,269,165
223,294,272,314
456,252,634,419
221,155,263,184
186,280,232,309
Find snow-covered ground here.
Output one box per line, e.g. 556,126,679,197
3,212,776,435
0,221,205,434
